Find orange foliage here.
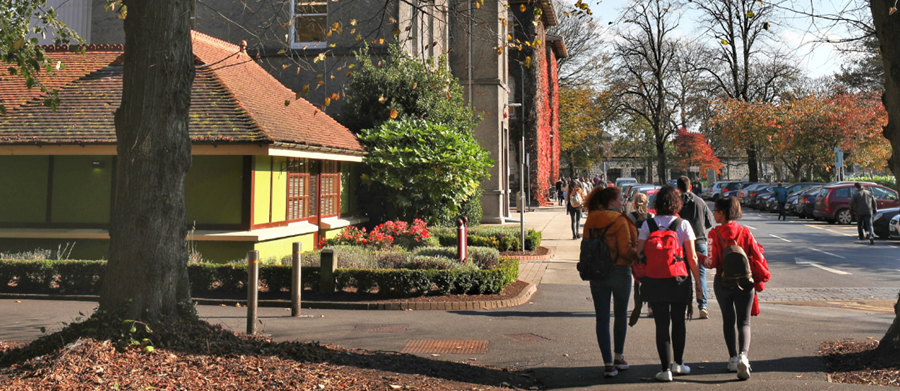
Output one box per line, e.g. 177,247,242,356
673,128,722,179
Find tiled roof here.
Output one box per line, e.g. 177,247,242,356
0,33,364,153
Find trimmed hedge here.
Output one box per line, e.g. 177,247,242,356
0,257,518,298
430,226,541,251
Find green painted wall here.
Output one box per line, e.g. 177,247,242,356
271,157,287,223
185,156,243,225
51,156,112,224
254,233,315,263
0,238,109,260
0,156,49,223
340,162,359,215
253,157,271,225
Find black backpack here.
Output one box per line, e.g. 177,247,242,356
712,227,754,290
577,225,618,281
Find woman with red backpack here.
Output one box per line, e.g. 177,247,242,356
706,196,771,380
635,185,703,382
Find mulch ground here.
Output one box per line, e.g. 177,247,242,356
820,339,900,387
0,316,541,390
499,247,550,258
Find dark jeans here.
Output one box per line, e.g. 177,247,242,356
695,240,708,309
857,214,874,239
570,208,583,238
778,202,786,219
648,301,688,371
557,191,564,204
590,265,632,365
714,274,754,357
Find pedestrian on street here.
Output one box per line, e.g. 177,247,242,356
582,186,638,377
707,196,771,380
636,186,703,382
773,182,789,220
568,181,586,239
677,176,715,320
555,178,564,206
850,182,878,245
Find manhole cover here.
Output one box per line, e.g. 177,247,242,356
505,333,551,342
401,340,488,354
352,324,408,333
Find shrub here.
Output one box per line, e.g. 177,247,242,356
413,247,457,260
430,226,542,251
301,246,376,269
468,246,500,269
850,175,897,189
375,249,411,269
321,220,434,250
402,256,473,271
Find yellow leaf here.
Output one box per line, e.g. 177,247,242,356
302,85,310,94
475,1,480,8
378,38,385,45
377,61,382,66
496,47,503,55
379,95,388,104
508,33,513,40
393,29,401,35
347,72,352,77
524,56,532,68
412,82,417,89
317,74,324,78
282,64,289,70
519,4,526,12
277,49,286,55
332,22,340,31
355,35,362,41
325,97,331,106
446,92,451,99
326,30,333,37
330,93,339,101
351,19,357,26
721,39,729,45
389,109,398,119
317,80,324,85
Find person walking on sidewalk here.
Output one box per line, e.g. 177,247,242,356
583,186,638,377
677,176,715,320
707,196,771,380
556,178,565,206
627,193,654,320
568,181,587,239
850,182,878,245
773,182,789,221
636,186,703,382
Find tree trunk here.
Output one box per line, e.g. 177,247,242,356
656,141,667,185
747,148,758,182
871,0,900,357
99,0,195,322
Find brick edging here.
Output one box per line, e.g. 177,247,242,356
502,246,554,261
0,281,538,311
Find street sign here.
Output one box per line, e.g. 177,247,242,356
689,166,700,172
834,147,843,168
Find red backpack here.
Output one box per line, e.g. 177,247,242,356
642,218,689,279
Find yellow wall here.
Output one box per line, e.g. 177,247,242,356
254,233,315,263
253,156,271,225
271,157,287,223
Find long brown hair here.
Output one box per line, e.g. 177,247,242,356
586,186,620,212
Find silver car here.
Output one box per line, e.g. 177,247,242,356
891,214,900,239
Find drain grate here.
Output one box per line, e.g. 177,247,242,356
352,324,409,333
505,333,551,342
401,340,488,354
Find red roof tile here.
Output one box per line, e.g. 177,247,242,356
0,33,364,153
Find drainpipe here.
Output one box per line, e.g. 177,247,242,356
468,0,474,107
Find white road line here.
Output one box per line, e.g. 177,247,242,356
769,234,792,242
745,225,757,230
808,247,847,259
795,257,853,275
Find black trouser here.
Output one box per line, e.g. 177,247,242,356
570,208,582,238
648,301,688,371
714,274,754,357
778,202,786,219
857,214,874,240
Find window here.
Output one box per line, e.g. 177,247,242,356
287,159,314,221
293,0,327,49
874,186,898,201
320,161,341,217
834,187,851,198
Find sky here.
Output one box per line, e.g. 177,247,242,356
587,0,859,79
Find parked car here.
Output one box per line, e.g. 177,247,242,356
794,185,824,218
873,207,900,239
738,183,766,205
782,185,822,215
703,181,729,200
747,185,775,209
616,177,638,188
813,182,899,224
709,181,743,201
890,214,900,239
628,185,658,202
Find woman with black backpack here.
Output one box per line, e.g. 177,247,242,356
635,186,702,382
582,186,638,377
706,196,771,380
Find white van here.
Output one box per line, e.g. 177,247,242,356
615,177,638,188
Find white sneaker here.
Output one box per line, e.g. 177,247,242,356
655,369,673,382
737,353,751,380
727,356,739,372
670,362,691,375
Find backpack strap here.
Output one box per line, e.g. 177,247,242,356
647,217,659,233
667,218,683,232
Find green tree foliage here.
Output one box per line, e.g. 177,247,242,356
358,119,493,226
1,1,84,114
559,86,611,176
341,44,478,133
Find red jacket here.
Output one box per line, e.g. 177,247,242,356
707,222,771,291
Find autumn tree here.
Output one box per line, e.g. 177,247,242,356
609,0,684,185
559,86,612,176
673,127,722,179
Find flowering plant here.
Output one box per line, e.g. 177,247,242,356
319,219,431,250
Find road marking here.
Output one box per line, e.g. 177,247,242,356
794,257,852,275
770,234,792,242
808,247,847,259
745,225,757,230
805,224,856,237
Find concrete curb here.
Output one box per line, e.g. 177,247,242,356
0,280,538,311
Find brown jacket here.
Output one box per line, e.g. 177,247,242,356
583,210,638,266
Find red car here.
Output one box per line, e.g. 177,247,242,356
813,182,899,224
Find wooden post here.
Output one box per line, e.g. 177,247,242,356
320,248,337,294
247,250,259,335
291,242,302,317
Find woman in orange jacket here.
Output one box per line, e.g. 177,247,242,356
582,186,638,377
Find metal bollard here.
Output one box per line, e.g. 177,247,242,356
291,242,302,317
247,250,259,335
320,248,337,294
457,217,468,263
